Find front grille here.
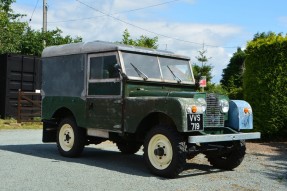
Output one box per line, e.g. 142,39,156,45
205,94,224,127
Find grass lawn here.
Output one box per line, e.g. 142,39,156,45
0,119,42,129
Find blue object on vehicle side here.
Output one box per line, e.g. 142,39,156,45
227,100,253,130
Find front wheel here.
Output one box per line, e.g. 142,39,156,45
206,140,246,170
57,118,86,157
143,126,186,178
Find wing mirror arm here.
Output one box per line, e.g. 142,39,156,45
114,64,128,79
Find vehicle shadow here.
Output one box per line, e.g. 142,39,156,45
180,162,223,178
0,143,222,178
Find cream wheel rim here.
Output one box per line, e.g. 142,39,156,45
59,124,75,151
148,134,173,170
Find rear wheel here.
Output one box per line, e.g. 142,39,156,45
57,118,86,157
116,142,142,154
206,141,246,170
143,126,186,178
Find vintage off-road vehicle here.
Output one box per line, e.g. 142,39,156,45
41,41,260,178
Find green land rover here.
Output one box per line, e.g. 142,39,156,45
41,41,260,178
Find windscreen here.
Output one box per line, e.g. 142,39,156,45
121,52,194,83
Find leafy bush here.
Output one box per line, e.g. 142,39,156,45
207,83,228,95
244,32,287,139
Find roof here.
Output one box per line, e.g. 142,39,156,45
42,40,190,60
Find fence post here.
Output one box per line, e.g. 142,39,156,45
17,89,22,123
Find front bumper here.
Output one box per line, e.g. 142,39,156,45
188,132,261,143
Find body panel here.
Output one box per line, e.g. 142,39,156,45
86,97,122,131
42,96,86,127
227,100,253,130
124,97,185,133
42,54,86,98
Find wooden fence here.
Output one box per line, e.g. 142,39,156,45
17,90,41,123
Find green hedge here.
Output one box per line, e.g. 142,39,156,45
244,33,287,139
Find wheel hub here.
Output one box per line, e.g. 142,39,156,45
154,146,165,157
148,134,173,170
59,124,75,152
64,132,71,143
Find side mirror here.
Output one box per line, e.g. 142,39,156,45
114,63,127,79
114,63,121,71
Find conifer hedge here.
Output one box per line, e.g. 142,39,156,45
244,33,287,139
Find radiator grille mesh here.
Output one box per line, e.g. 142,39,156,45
204,94,224,127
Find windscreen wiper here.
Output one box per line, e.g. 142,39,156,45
130,63,148,80
167,65,182,83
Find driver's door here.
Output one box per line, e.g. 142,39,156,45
86,52,122,132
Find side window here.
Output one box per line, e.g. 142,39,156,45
89,55,119,80
88,54,121,96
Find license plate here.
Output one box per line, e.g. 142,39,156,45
187,114,203,131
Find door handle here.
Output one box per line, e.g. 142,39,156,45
114,100,122,104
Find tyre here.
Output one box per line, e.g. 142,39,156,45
57,117,86,157
143,126,186,178
116,142,142,154
206,140,246,170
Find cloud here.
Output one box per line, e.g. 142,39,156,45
112,0,163,10
12,0,241,83
111,0,196,11
124,22,241,83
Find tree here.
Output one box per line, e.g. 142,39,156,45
207,83,228,95
0,0,26,54
192,46,213,91
243,32,287,139
0,0,82,56
119,29,158,49
0,0,24,19
220,48,245,99
20,27,82,56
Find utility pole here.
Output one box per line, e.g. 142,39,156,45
43,0,47,46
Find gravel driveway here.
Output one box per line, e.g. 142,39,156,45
0,129,286,191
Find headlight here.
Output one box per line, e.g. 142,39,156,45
219,99,229,113
186,98,207,114
197,98,207,112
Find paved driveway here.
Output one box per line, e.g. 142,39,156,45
0,129,286,191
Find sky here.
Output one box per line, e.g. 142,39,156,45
12,0,287,83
